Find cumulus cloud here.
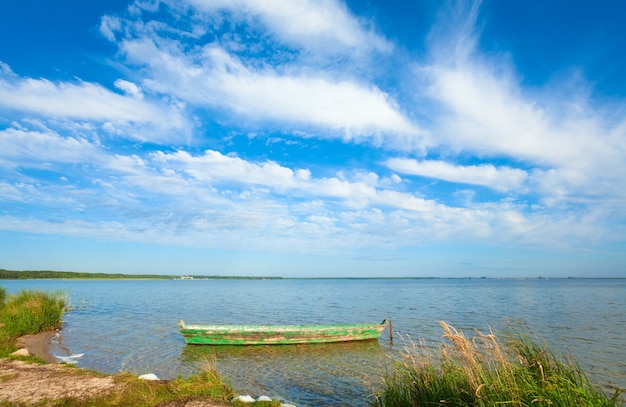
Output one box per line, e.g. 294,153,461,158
1,121,620,253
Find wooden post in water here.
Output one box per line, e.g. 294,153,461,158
389,320,393,344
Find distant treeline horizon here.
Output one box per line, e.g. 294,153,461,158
0,269,283,280
1,269,617,281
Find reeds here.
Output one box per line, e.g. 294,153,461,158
0,287,67,355
376,321,624,407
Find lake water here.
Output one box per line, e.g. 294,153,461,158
2,278,625,406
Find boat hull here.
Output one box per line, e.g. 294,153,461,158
178,320,387,345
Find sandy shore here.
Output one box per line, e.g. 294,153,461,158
2,331,228,406
0,358,116,404
15,330,58,363
1,332,117,403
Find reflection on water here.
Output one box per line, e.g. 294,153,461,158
181,340,389,405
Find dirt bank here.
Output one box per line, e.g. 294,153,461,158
0,358,116,404
1,332,228,406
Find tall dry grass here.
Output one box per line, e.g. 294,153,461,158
376,321,623,406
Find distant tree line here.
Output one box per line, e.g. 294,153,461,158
0,269,283,280
0,269,171,280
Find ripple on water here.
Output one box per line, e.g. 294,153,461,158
179,340,391,406
4,278,625,406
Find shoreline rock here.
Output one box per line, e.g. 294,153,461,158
11,348,30,357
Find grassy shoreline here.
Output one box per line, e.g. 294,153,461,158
0,287,66,356
376,321,624,406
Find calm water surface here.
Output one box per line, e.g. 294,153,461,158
3,278,625,406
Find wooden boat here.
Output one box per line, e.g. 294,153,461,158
178,319,387,345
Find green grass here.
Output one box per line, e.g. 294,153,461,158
0,286,67,357
1,289,66,336
376,321,624,407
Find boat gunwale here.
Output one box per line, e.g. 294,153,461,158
179,319,387,333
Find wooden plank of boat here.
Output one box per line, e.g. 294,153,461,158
178,319,388,345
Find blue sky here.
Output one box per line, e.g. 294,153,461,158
1,0,625,277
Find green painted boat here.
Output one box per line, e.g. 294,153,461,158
178,319,388,345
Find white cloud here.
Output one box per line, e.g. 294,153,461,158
182,0,392,55
120,40,421,145
114,79,144,99
2,1,625,263
99,15,121,42
153,150,300,190
207,56,419,139
385,158,528,192
0,61,14,76
101,0,419,147
0,182,22,201
0,127,101,167
419,2,626,209
1,128,620,253
427,65,578,165
0,66,191,142
1,77,136,121
149,150,482,217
